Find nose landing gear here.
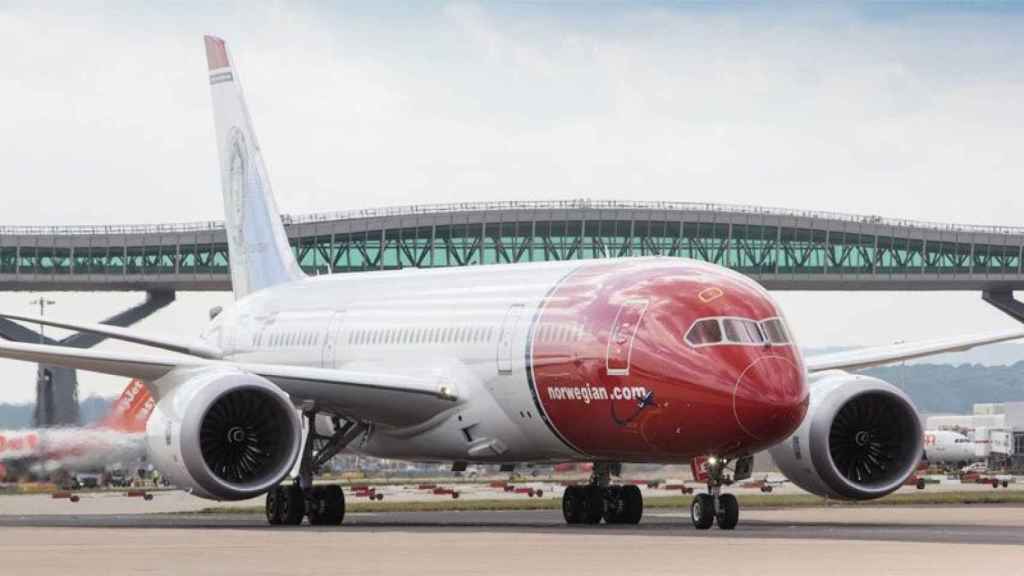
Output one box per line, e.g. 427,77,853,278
561,463,644,526
689,456,748,530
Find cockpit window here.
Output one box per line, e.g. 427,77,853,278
722,318,765,344
685,319,723,346
760,318,791,344
685,316,793,348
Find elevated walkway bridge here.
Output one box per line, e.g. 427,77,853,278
4,199,1024,292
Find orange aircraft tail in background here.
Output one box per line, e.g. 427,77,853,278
98,379,154,434
0,380,154,478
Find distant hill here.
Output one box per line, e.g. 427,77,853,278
79,396,114,425
0,403,32,429
861,362,1024,414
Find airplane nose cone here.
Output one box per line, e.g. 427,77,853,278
733,356,807,442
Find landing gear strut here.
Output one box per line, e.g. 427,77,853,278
265,412,366,526
689,456,746,530
561,462,644,525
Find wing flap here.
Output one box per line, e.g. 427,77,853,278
805,329,1024,373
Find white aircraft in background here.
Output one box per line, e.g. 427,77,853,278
0,36,1021,530
0,380,152,481
923,430,978,467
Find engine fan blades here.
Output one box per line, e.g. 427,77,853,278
199,389,288,485
828,394,901,486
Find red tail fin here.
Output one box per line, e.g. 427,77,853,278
100,379,154,433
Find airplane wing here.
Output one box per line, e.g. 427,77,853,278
0,312,222,359
0,340,458,426
804,328,1024,373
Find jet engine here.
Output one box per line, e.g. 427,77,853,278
146,368,301,500
768,370,922,500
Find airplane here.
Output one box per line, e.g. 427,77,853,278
0,35,1022,529
0,379,152,481
922,430,978,468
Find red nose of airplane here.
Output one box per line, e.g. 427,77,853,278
733,356,808,443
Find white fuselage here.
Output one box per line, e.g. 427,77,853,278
207,259,592,463
923,430,977,465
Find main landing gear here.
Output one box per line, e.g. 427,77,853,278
266,484,347,526
689,456,748,531
561,463,644,525
265,412,366,526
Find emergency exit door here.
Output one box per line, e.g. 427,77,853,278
321,311,346,369
497,304,524,374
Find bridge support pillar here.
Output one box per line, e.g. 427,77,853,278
982,290,1024,325
0,290,175,427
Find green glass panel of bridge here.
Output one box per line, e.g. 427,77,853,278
3,205,1023,291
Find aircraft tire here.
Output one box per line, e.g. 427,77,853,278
602,486,624,524
621,484,643,524
306,487,327,525
265,486,284,525
280,484,305,526
562,486,584,524
690,494,714,530
322,485,345,525
716,493,739,530
581,486,604,524
307,485,345,526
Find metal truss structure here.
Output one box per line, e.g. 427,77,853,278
3,200,1024,291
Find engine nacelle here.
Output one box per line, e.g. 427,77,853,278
146,368,301,500
768,370,922,500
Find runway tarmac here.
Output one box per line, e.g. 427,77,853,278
1,505,1022,575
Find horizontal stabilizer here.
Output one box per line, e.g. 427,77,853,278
804,329,1024,373
0,312,222,359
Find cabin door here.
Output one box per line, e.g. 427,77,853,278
605,300,648,376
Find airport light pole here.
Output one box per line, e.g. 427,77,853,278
29,297,57,424
29,297,56,343
894,339,907,387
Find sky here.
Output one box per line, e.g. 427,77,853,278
0,1,1022,402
